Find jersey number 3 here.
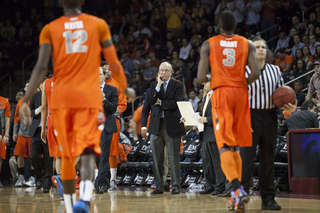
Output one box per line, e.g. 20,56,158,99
63,30,88,54
222,48,235,66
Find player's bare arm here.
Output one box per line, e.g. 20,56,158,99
41,80,48,143
197,40,210,84
101,39,136,99
247,41,261,85
19,43,52,125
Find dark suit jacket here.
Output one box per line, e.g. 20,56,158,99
102,83,118,134
199,93,216,143
148,79,185,138
141,88,153,128
29,91,42,138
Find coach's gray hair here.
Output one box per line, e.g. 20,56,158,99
159,62,173,71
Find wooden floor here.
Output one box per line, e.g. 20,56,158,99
0,187,320,213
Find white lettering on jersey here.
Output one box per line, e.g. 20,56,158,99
220,40,238,48
64,21,84,30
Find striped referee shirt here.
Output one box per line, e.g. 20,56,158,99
245,63,284,109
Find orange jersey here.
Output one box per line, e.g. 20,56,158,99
0,96,11,130
105,77,127,114
208,34,249,90
44,78,53,114
39,13,112,109
132,105,150,134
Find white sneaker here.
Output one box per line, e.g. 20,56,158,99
108,180,118,191
24,176,36,187
15,174,25,187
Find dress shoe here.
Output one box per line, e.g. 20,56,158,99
96,185,108,194
36,179,42,190
199,188,214,194
42,177,52,192
218,186,232,197
211,190,224,195
151,188,163,194
171,188,180,194
262,200,281,210
43,187,50,193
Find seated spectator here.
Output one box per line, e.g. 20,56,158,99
189,89,200,112
245,0,262,37
290,35,304,58
294,48,303,64
305,23,317,37
314,44,320,61
132,60,143,76
133,22,152,39
148,50,160,68
1,20,16,41
132,72,147,97
164,40,175,60
142,59,157,81
154,40,165,61
275,30,290,51
294,59,307,85
291,15,303,34
150,7,166,40
174,58,190,84
119,16,130,37
266,49,275,64
309,34,320,56
192,0,204,18
278,100,319,135
287,27,298,51
120,52,134,74
293,80,306,106
179,38,193,60
302,45,314,68
306,61,320,104
134,49,146,68
135,34,150,56
197,88,204,102
275,48,294,78
171,50,179,70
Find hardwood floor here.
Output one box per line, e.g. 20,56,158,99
0,187,319,213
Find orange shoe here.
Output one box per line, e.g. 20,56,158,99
75,176,81,189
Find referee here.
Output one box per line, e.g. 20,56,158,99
240,37,297,211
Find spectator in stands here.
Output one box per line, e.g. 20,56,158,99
305,23,316,37
154,40,165,60
187,49,199,78
307,11,319,26
179,38,192,60
228,0,245,35
302,45,314,68
245,0,262,37
278,100,319,135
260,0,277,49
309,34,320,56
275,30,289,51
140,3,152,26
173,58,189,84
134,49,146,68
189,89,200,112
275,48,294,77
314,44,320,61
1,20,16,41
150,7,166,41
132,60,143,77
133,22,152,39
120,52,134,74
291,35,304,58
192,0,204,18
133,72,147,97
294,48,303,63
164,40,175,60
13,12,22,40
119,16,130,37
306,61,320,105
203,6,214,26
316,25,320,41
204,25,215,40
287,27,298,53
291,15,303,34
293,80,306,106
171,50,179,71
165,0,184,39
143,59,158,81
294,59,307,85
149,50,160,68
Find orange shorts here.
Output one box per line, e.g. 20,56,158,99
211,87,252,150
47,114,61,157
14,135,31,158
110,119,120,156
51,108,105,157
0,133,6,159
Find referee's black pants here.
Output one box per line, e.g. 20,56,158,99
240,109,278,203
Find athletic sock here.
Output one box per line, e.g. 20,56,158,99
80,180,94,203
231,179,241,191
64,194,75,213
110,168,117,181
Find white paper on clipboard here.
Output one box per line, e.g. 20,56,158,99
193,113,204,132
177,102,204,132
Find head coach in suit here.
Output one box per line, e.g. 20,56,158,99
148,62,185,194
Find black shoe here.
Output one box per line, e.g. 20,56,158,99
262,200,281,210
96,185,108,194
171,188,180,194
151,188,163,195
218,186,232,197
43,187,50,193
36,180,42,190
199,188,214,194
211,190,224,195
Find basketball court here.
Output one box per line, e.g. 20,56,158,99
1,186,319,212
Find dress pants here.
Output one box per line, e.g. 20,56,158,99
240,109,278,203
30,127,53,185
150,119,181,190
201,140,226,192
95,131,113,188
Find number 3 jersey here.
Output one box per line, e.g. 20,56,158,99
208,34,249,90
39,13,111,109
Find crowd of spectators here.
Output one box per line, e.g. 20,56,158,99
1,0,320,109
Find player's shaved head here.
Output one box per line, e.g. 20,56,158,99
219,11,236,32
60,0,83,8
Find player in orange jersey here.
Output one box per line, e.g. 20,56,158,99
0,96,11,187
19,1,134,212
103,64,127,191
197,11,260,213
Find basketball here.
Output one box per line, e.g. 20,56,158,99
272,86,296,108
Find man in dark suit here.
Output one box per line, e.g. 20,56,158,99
95,67,118,194
29,83,53,193
148,62,185,194
198,82,226,195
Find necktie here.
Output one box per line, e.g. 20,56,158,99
202,93,210,116
163,82,167,93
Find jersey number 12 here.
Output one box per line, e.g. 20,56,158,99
63,30,88,54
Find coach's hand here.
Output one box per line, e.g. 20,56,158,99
19,102,32,126
282,99,297,112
